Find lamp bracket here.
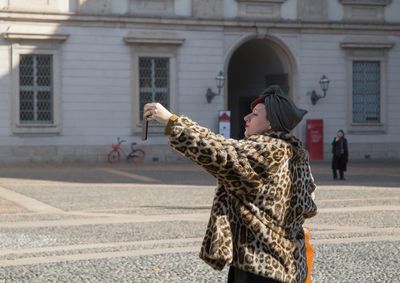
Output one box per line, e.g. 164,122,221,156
310,90,326,105
205,71,225,103
206,88,219,103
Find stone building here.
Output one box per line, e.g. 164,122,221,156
0,0,399,162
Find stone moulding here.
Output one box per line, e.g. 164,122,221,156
340,42,394,49
339,0,391,6
0,11,399,32
123,31,184,46
2,32,69,42
124,37,185,45
340,36,394,49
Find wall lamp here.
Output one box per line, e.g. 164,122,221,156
310,75,330,105
206,71,225,103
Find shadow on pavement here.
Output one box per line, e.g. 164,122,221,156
0,160,398,187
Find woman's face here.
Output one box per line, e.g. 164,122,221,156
337,131,344,138
243,103,272,137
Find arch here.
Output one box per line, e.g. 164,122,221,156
223,33,298,103
223,33,299,138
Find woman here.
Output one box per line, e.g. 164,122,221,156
144,86,317,283
331,129,349,180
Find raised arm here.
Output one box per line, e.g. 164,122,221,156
143,103,287,182
166,115,255,178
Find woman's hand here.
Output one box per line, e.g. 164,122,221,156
143,103,173,126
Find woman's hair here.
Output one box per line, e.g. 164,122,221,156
337,129,345,137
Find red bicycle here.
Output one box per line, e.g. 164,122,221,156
107,137,145,164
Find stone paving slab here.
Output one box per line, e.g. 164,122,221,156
0,221,208,249
0,197,27,214
0,186,63,213
0,238,202,261
313,241,400,283
0,183,215,212
307,210,400,228
87,207,211,216
316,197,400,208
0,213,95,223
0,252,228,283
0,163,215,185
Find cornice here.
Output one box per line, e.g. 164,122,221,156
124,37,185,45
124,31,185,46
340,35,394,49
0,11,399,32
2,32,69,42
339,0,391,6
340,42,394,48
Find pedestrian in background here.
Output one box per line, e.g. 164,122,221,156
331,129,349,180
143,86,317,283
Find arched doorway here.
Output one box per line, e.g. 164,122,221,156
227,38,295,139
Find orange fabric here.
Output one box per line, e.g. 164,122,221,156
304,228,315,283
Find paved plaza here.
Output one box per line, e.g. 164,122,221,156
0,160,399,283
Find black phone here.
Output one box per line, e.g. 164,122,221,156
141,119,148,141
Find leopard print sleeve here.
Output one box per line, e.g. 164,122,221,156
167,116,288,183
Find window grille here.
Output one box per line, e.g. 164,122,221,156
19,54,53,124
352,61,380,123
139,57,169,120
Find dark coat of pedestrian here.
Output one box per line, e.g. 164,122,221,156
143,86,317,283
331,129,349,180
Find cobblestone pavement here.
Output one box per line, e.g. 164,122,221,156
0,160,399,283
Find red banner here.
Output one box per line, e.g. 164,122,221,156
306,119,323,160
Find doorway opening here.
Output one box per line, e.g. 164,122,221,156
227,39,292,139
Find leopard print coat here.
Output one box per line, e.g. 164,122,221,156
167,116,317,283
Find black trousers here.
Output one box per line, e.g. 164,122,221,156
332,169,344,179
227,266,282,283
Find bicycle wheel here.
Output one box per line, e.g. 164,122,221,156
107,150,120,163
128,149,145,164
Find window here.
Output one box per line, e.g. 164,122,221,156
138,57,169,120
12,48,61,135
19,54,53,124
352,61,380,124
4,32,67,135
340,36,391,133
124,32,182,133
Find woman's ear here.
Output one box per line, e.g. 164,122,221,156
265,120,272,131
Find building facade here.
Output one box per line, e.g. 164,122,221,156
0,0,399,163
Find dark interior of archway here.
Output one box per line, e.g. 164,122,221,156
228,39,288,139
